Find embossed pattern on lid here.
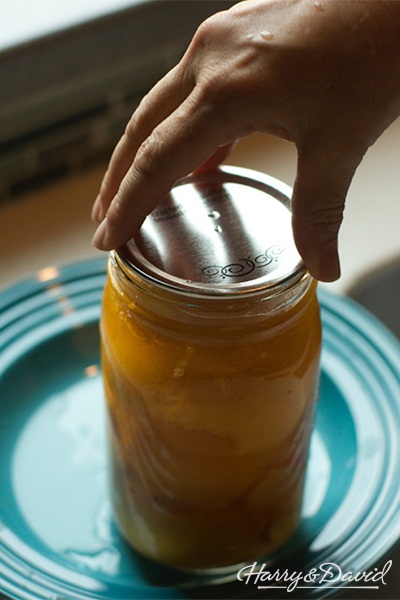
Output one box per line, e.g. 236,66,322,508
118,166,305,296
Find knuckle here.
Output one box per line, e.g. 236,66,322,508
124,93,152,144
298,205,344,244
189,11,272,110
192,11,227,49
106,195,124,228
196,66,246,110
312,205,344,229
134,131,165,179
194,56,266,110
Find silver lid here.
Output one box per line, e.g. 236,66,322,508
118,166,305,296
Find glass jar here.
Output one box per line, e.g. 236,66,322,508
100,167,321,572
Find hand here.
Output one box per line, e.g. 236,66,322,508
92,0,400,282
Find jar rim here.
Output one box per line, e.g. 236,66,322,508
116,166,307,298
112,250,311,302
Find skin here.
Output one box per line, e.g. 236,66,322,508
92,0,400,282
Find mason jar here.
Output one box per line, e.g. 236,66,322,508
100,166,321,572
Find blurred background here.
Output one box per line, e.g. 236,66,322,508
0,3,400,598
0,0,235,284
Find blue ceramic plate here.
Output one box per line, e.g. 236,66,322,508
1,259,400,600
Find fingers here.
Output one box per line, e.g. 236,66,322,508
92,90,244,251
193,143,236,174
292,142,363,282
93,64,194,224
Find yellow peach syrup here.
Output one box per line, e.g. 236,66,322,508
100,167,322,572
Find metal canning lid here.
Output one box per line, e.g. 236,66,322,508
118,166,306,296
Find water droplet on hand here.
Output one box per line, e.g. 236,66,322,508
260,31,274,41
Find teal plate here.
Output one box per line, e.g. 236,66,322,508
1,258,400,600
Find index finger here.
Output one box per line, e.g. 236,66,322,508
92,89,248,251
93,63,195,223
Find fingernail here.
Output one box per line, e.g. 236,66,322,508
92,218,108,250
319,247,341,282
91,196,103,223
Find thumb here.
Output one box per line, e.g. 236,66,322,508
291,143,362,282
